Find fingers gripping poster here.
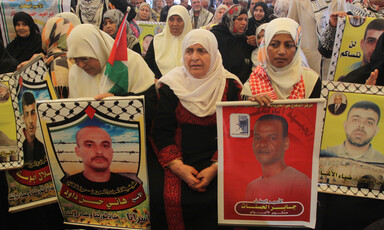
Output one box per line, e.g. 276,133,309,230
319,81,384,200
5,55,58,212
37,97,150,229
216,100,325,229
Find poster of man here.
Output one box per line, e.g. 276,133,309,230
37,97,150,229
320,88,384,198
136,21,165,56
327,93,347,115
217,100,324,228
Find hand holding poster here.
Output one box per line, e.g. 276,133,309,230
217,99,325,228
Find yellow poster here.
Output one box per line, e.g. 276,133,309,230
136,21,165,56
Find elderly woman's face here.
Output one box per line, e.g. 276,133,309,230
139,5,151,20
267,34,296,68
73,57,102,76
15,21,30,38
168,15,184,36
184,43,211,79
254,6,265,20
215,8,226,21
102,18,117,36
233,14,248,34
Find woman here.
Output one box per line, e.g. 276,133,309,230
42,17,75,98
210,5,254,83
151,29,242,229
102,9,141,54
66,24,154,98
202,4,228,30
246,1,276,38
144,5,192,79
0,41,18,74
135,2,155,21
242,18,321,104
251,23,268,68
6,11,43,64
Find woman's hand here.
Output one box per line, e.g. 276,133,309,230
366,69,378,85
168,160,201,188
329,11,347,28
94,93,114,100
247,35,257,47
248,94,273,106
191,163,218,192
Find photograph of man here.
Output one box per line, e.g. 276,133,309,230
21,92,46,166
321,100,384,164
328,93,347,115
61,126,141,199
244,114,311,203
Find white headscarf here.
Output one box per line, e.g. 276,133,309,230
258,18,317,99
157,29,242,117
154,5,192,76
67,24,154,98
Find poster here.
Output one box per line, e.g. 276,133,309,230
0,0,70,45
327,16,379,81
217,100,325,229
136,21,165,56
0,73,21,170
6,55,57,212
319,81,384,200
37,97,150,229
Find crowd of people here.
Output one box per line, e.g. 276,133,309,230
1,0,384,230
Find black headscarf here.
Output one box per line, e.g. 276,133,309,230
0,40,18,74
5,11,43,64
246,2,276,36
341,32,384,86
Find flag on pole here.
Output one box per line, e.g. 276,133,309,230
105,8,130,95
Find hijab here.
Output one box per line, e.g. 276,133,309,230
220,5,248,36
157,29,241,117
56,12,81,27
256,18,317,99
154,5,192,75
67,24,154,98
0,41,18,74
212,4,228,24
103,9,139,49
134,3,153,21
251,23,268,68
6,11,42,63
253,2,269,23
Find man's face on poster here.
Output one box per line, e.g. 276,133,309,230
253,120,289,166
344,108,379,147
361,29,384,65
23,102,37,139
334,95,343,105
76,127,114,172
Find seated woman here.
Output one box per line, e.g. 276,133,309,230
66,24,154,98
102,9,141,55
134,2,155,21
6,11,43,64
151,29,242,229
144,5,192,79
202,4,228,30
210,5,254,84
242,18,321,104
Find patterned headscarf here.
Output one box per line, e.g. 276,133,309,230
220,4,248,36
42,17,74,56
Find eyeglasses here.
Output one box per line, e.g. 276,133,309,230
70,57,91,65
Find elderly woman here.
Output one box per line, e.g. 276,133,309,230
242,18,321,104
210,5,254,84
6,11,43,64
135,2,155,21
150,29,242,229
203,4,228,30
144,5,192,79
102,9,141,55
66,24,154,98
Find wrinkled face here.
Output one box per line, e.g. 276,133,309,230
102,18,117,36
334,95,343,105
267,34,296,68
256,29,264,46
73,57,102,76
215,8,226,21
254,6,265,20
361,29,384,65
23,103,37,138
168,15,184,36
76,127,113,173
139,5,151,20
253,120,289,166
15,21,30,38
233,14,248,34
184,43,211,79
344,108,379,148
192,0,202,11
